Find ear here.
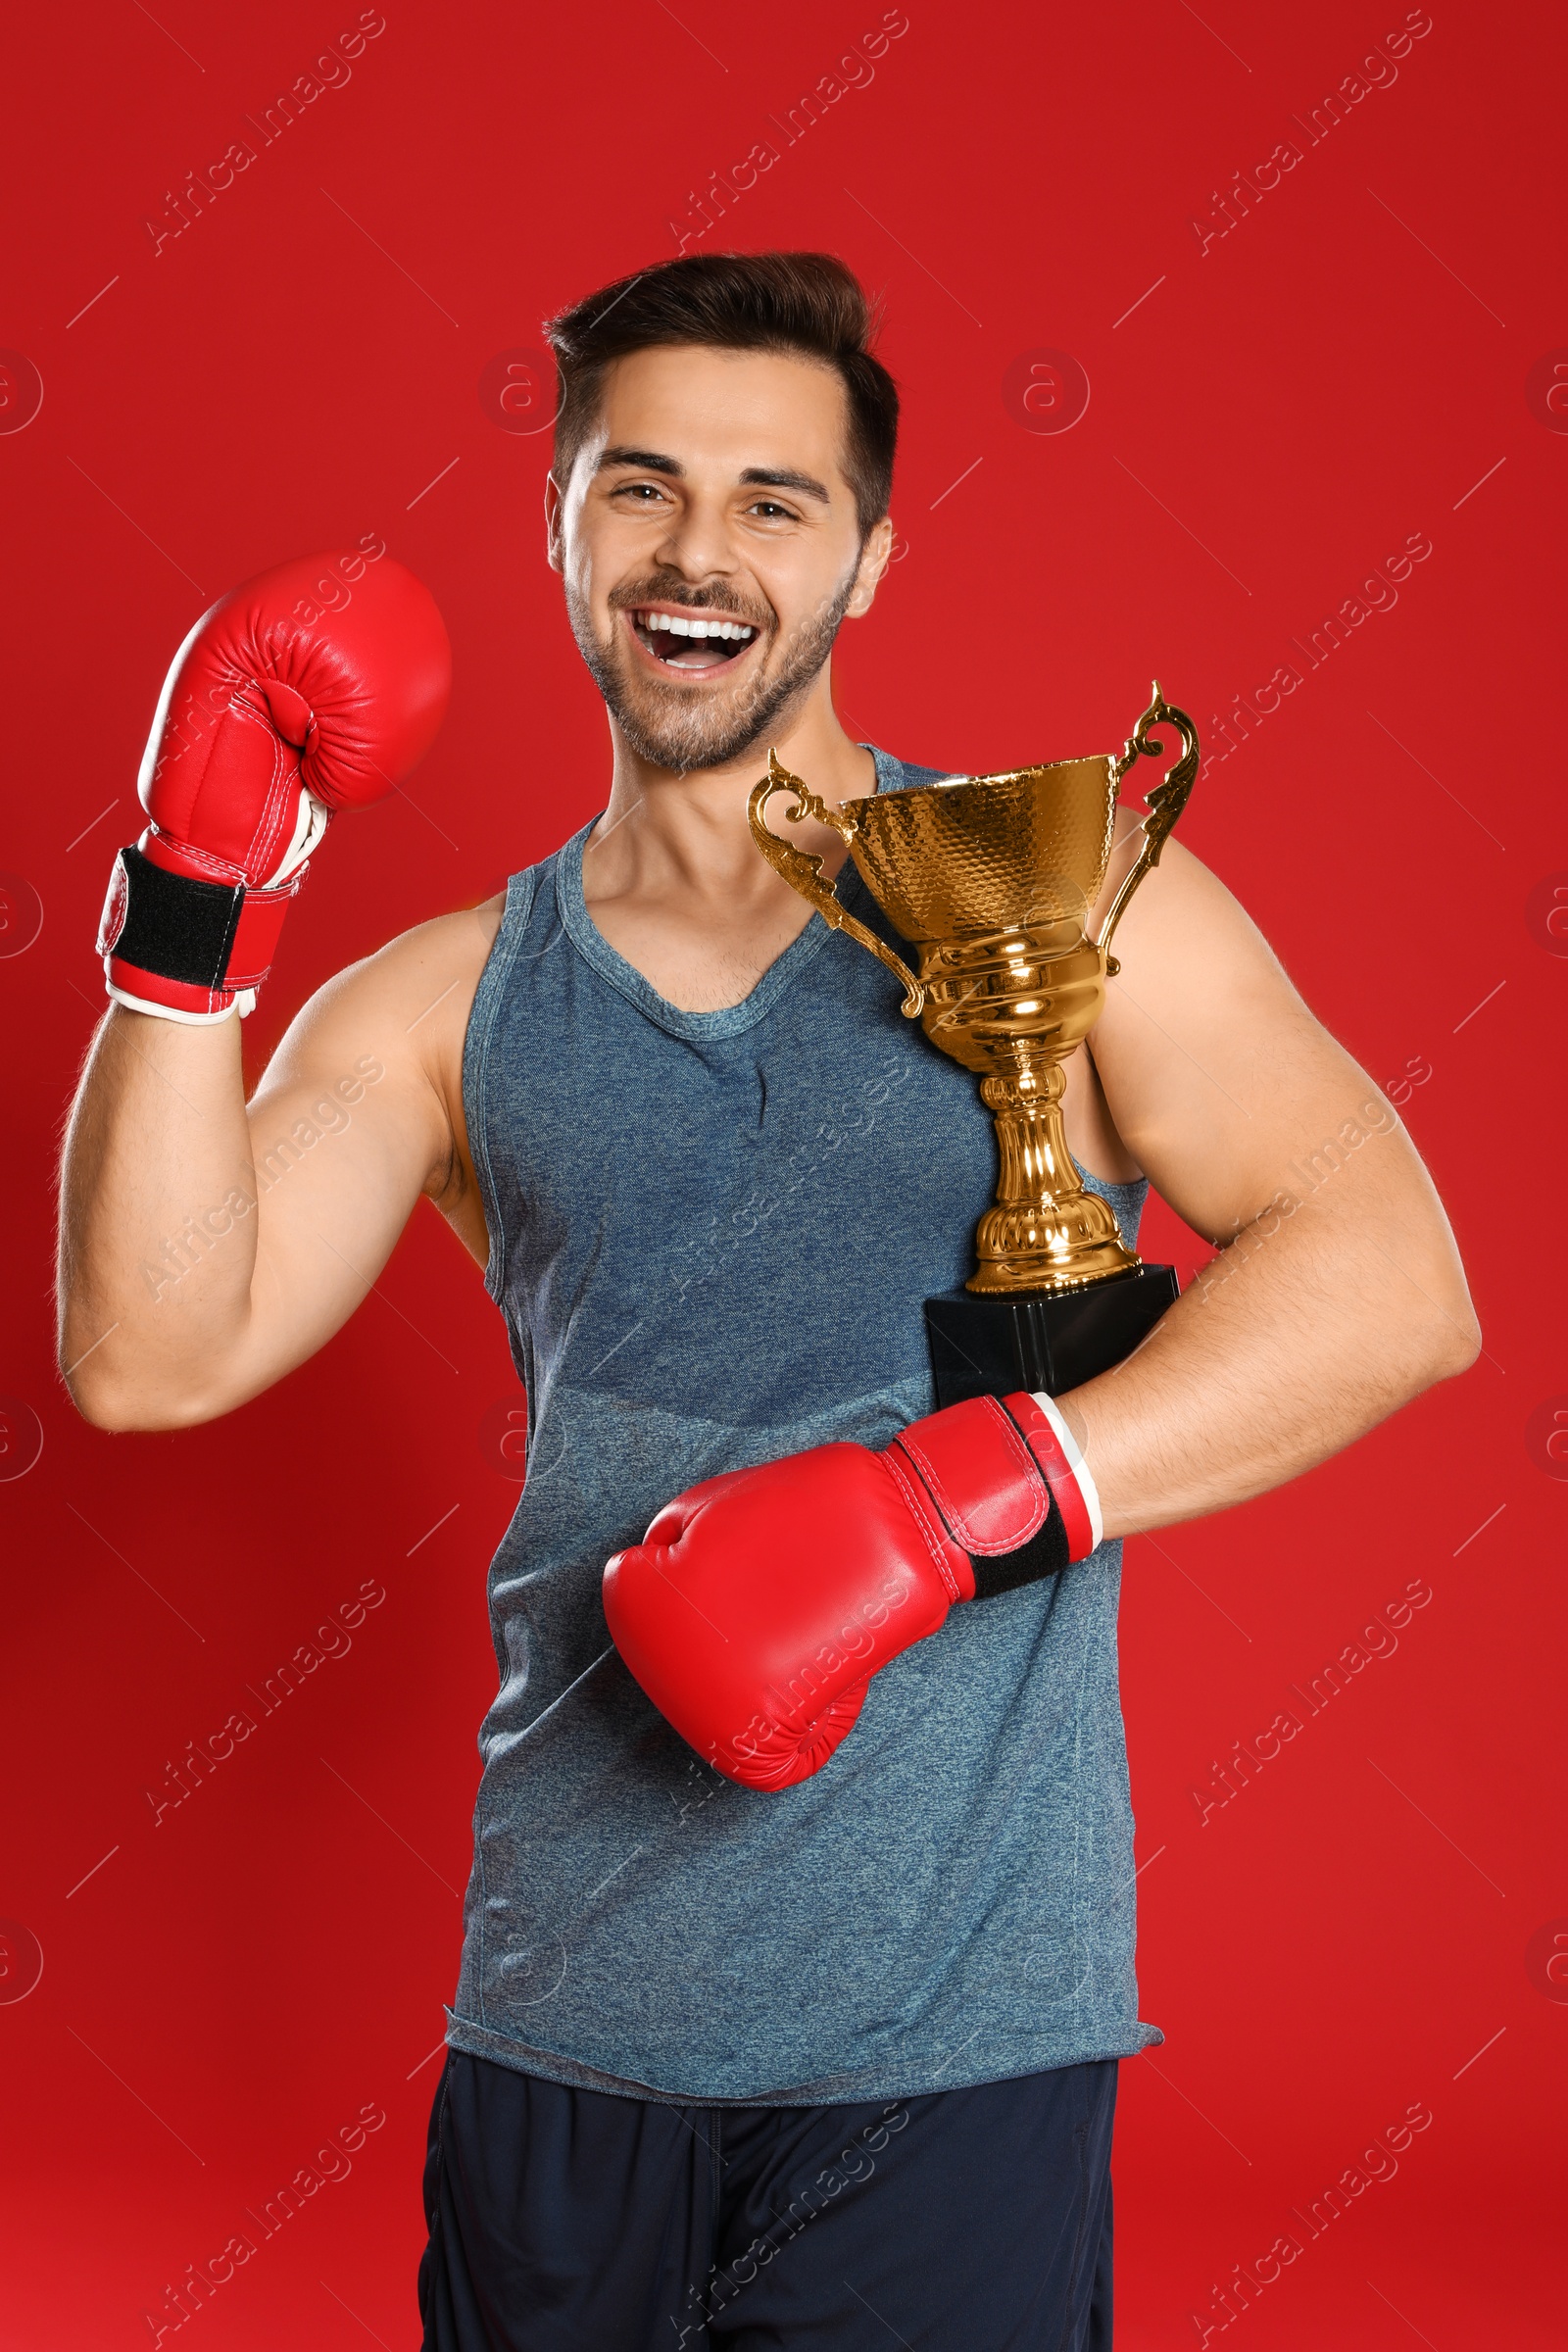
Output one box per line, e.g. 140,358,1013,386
544,472,564,574
844,515,895,619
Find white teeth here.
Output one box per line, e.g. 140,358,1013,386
638,610,757,646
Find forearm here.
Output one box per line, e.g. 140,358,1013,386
1062,1169,1480,1539
58,1007,262,1424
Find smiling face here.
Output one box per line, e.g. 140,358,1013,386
549,344,891,772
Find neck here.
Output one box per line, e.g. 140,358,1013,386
585,667,875,903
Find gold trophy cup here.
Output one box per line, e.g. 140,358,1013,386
748,685,1200,1401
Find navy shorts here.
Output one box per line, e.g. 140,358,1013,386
418,2050,1116,2350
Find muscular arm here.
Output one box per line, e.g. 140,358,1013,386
57,904,499,1430
1064,826,1479,1535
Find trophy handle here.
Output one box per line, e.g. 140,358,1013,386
1097,682,1201,975
748,749,925,1017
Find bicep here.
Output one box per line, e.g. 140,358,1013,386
234,944,460,1385
1088,839,1412,1243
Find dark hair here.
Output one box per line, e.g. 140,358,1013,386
543,252,899,537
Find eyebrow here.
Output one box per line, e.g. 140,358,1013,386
596,447,832,505
597,446,681,476
740,466,830,505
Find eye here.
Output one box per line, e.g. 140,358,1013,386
746,498,798,521
612,480,671,504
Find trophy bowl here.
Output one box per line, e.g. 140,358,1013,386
834,756,1118,945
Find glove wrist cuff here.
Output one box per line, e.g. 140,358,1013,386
97,843,299,1019
891,1392,1070,1602
1021,1392,1103,1559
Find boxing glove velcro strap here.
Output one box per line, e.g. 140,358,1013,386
100,844,244,989
888,1394,1073,1602
963,1446,1073,1596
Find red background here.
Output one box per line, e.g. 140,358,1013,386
2,2,1564,2344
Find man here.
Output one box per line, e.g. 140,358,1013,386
58,251,1478,2349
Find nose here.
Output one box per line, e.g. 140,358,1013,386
652,493,741,587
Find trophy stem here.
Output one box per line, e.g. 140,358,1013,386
968,1068,1140,1295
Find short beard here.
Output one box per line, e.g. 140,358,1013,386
564,568,859,773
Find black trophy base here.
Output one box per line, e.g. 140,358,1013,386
924,1264,1179,1406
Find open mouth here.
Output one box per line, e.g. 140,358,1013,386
627,605,760,675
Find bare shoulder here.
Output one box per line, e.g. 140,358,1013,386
255,893,507,1242
1091,802,1299,1018
1086,805,1390,1237
260,894,505,1087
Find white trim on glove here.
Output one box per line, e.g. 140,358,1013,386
266,786,332,887
106,983,255,1023
1028,1391,1104,1553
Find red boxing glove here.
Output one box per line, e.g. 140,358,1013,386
97,546,451,1021
603,1391,1102,1792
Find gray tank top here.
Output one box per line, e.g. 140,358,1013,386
448,746,1162,2103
